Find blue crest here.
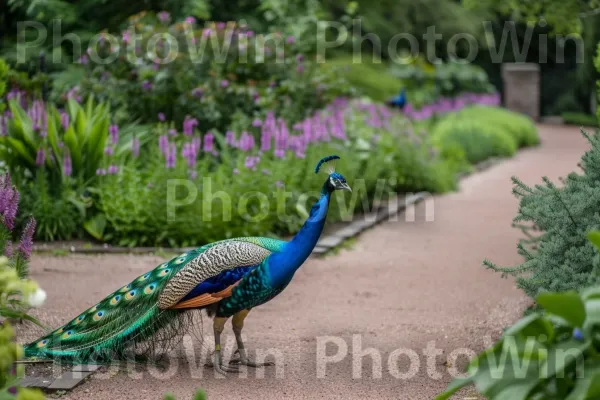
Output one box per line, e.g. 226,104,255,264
315,155,340,174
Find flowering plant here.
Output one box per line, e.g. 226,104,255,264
71,13,352,132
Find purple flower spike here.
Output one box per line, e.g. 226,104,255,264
166,143,177,169
183,116,198,136
4,241,13,258
0,175,19,231
18,217,36,260
60,112,69,131
63,151,72,177
104,146,114,156
203,132,214,152
168,129,177,136
252,118,262,127
225,130,237,147
36,148,46,166
109,124,119,144
191,87,204,98
0,115,7,136
159,135,169,155
220,80,229,88
185,16,196,25
286,35,296,44
108,165,119,174
141,80,153,91
158,112,166,122
275,181,284,188
131,136,140,157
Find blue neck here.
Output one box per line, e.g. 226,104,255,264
267,185,331,286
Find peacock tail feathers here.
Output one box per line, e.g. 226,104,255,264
24,237,286,363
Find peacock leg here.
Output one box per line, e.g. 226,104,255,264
211,316,239,375
229,309,274,367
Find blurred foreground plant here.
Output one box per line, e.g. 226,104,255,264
438,231,600,399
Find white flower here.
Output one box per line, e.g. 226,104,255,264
27,287,47,308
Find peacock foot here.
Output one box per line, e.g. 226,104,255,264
228,349,275,368
207,351,240,375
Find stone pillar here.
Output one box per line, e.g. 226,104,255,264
501,63,540,121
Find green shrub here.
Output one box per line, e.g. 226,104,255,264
92,100,456,247
431,105,539,164
438,232,600,399
484,129,600,298
562,112,599,127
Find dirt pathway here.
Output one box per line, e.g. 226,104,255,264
19,125,590,399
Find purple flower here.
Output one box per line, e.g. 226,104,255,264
220,80,229,88
166,143,176,168
275,181,284,188
108,165,119,174
0,115,7,136
239,131,255,152
141,80,153,91
131,136,140,157
109,124,119,144
183,116,198,136
36,148,46,166
296,54,304,62
203,132,214,152
191,87,204,98
252,118,262,127
0,174,19,231
63,151,72,177
4,241,13,258
202,28,213,38
225,130,237,147
262,169,270,175
159,135,169,155
157,11,171,23
168,129,177,136
96,168,107,176
286,35,296,44
78,55,89,65
122,31,131,43
185,16,196,25
158,112,166,122
244,156,260,170
296,64,304,74
104,146,114,155
60,112,69,131
18,217,36,260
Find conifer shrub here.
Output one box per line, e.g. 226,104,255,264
438,232,600,399
484,129,600,298
431,106,539,164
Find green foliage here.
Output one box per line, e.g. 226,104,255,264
0,58,8,112
66,15,352,131
164,389,207,400
430,105,539,164
92,102,454,247
319,57,399,102
462,0,600,35
437,236,600,399
562,112,599,127
484,129,600,298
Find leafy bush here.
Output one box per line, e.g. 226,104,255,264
91,99,455,247
562,112,599,127
438,232,600,399
164,389,206,400
0,96,149,240
484,129,600,298
431,105,539,164
65,14,352,131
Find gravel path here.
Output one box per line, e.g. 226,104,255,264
18,125,589,399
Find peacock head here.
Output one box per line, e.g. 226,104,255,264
315,155,351,193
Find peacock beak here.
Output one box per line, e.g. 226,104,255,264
340,182,352,192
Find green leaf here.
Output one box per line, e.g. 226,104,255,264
565,363,600,400
492,379,540,400
503,313,554,341
587,231,600,252
537,291,586,327
539,340,590,379
83,214,106,240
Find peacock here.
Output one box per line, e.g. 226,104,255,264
24,155,351,375
387,88,407,109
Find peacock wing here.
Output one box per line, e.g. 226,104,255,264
157,237,285,309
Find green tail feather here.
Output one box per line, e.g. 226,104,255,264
24,248,205,362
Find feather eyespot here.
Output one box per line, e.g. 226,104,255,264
74,315,85,324
174,256,186,264
125,290,137,300
158,262,168,269
158,269,170,277
120,283,132,293
37,339,48,348
88,305,97,313
144,283,156,294
54,328,64,335
61,330,74,339
138,273,151,282
93,311,105,321
110,295,122,305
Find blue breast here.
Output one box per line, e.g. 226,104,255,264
179,265,257,302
